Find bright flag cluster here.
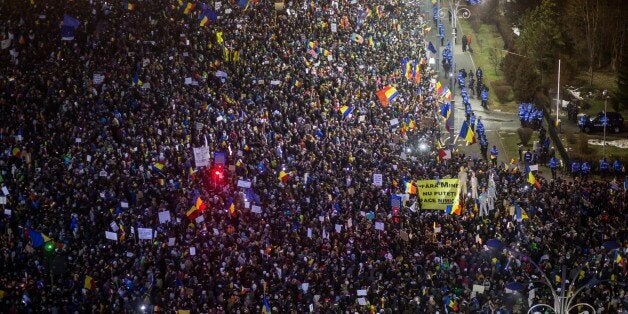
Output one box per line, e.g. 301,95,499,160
376,85,399,107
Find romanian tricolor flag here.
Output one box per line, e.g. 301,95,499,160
404,61,413,80
527,171,541,189
278,170,290,184
228,202,237,218
440,103,451,119
186,206,201,221
435,81,443,95
182,2,196,14
376,85,399,107
262,297,272,314
199,8,218,26
442,88,452,101
445,184,462,215
408,119,416,130
339,105,354,119
405,182,417,195
195,197,207,211
459,121,475,144
152,162,165,172
413,64,421,83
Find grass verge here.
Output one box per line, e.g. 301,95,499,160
459,20,514,112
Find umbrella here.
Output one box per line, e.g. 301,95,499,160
602,240,620,250
486,239,503,250
505,282,525,291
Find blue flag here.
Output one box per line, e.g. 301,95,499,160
237,0,249,9
29,230,45,248
428,41,437,54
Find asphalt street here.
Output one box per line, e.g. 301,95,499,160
428,10,520,163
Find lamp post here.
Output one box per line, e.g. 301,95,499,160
602,89,608,159
486,238,614,314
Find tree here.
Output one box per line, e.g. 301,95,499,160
564,0,601,86
617,48,628,110
514,58,540,102
515,0,566,86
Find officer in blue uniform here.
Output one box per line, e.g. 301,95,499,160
599,158,609,178
549,156,558,180
581,161,590,180
489,145,498,166
571,161,580,178
613,160,623,175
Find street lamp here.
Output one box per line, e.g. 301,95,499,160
486,238,610,314
602,90,608,159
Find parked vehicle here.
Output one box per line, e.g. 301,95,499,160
580,111,624,133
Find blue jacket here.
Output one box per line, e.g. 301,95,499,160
571,162,580,173
549,157,557,169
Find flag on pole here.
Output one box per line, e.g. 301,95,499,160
405,182,417,195
376,85,399,107
278,170,290,183
527,171,541,189
459,121,475,144
428,41,437,54
199,8,218,26
339,105,354,119
262,296,272,313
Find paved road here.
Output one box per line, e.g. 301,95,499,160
427,11,519,163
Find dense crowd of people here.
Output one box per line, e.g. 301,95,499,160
0,0,626,313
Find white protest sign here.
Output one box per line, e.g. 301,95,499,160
529,164,539,171
251,205,262,214
307,228,312,238
357,298,367,305
1,186,9,195
335,224,342,233
195,215,205,223
158,211,171,224
120,202,129,208
331,23,337,33
4,209,11,216
138,228,154,240
93,73,104,84
190,247,196,256
193,146,211,168
389,118,399,126
301,283,309,293
237,180,252,188
357,289,367,296
375,221,385,231
168,237,176,246
110,221,119,232
373,173,383,186
105,231,118,241
0,196,6,204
